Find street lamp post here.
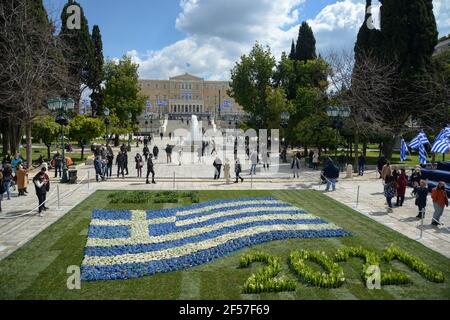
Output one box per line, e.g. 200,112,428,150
280,112,290,163
326,106,351,158
127,112,132,151
104,107,110,145
47,97,75,183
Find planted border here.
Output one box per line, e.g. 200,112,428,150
239,252,297,294
289,250,345,288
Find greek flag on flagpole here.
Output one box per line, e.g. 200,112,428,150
408,131,430,150
418,136,427,165
435,125,450,141
431,138,450,154
400,138,408,162
157,98,168,107
222,100,232,108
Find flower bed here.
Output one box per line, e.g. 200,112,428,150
81,197,351,281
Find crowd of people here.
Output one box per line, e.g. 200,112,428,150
380,161,448,226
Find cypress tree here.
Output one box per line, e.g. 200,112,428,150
87,25,104,116
295,22,317,62
289,40,296,60
59,0,93,100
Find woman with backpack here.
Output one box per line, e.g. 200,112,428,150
33,169,48,217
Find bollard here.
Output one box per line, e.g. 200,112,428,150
87,171,90,190
57,184,60,210
173,172,176,190
356,185,360,208
251,172,253,189
420,208,424,239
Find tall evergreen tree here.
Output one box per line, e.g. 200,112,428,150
59,0,93,102
87,25,104,116
289,40,296,60
295,22,317,62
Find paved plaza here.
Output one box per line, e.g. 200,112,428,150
1,136,449,261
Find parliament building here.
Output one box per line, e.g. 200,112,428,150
138,73,245,120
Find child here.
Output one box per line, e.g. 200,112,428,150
415,180,429,219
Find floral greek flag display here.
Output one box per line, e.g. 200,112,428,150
81,197,351,281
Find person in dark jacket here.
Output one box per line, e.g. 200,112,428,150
396,169,408,206
2,164,12,200
153,145,159,160
116,152,125,178
377,156,387,179
410,167,422,195
146,154,156,184
415,180,429,219
33,169,47,216
106,153,114,178
234,158,244,183
338,154,347,173
165,145,173,163
358,154,366,176
291,155,300,179
323,161,339,192
143,145,150,161
94,156,104,182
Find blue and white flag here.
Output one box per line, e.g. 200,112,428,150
80,197,350,281
400,138,408,162
435,126,450,141
431,138,450,154
157,98,168,107
418,136,427,165
146,100,152,110
222,100,232,109
408,131,430,150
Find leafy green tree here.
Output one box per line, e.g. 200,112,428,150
67,115,104,160
32,116,61,160
294,113,336,153
289,40,296,60
229,42,276,128
273,52,297,100
295,22,317,62
59,0,94,101
103,56,147,134
87,25,104,117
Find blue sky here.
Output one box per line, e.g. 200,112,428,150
44,0,450,80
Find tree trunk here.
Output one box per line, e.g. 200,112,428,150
81,145,85,161
363,142,368,157
46,145,51,161
383,136,396,161
25,120,32,168
114,134,120,147
353,130,359,173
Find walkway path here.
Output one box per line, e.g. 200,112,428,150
1,140,449,261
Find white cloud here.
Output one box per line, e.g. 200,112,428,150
127,0,450,81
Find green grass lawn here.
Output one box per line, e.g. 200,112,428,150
1,146,85,164
0,190,449,300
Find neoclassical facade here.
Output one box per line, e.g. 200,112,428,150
138,73,245,119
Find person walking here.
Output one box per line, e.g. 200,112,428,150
431,181,448,226
291,154,300,179
415,180,429,219
116,152,125,179
396,169,408,207
11,152,22,175
146,154,156,184
2,164,13,200
15,164,32,196
224,159,231,184
106,152,114,178
234,158,244,183
94,156,104,182
312,151,320,170
213,156,223,180
53,151,63,178
250,150,258,175
153,145,159,160
358,154,366,176
123,151,129,176
384,175,397,210
323,159,339,192
33,169,48,217
143,145,150,162
262,151,270,170
135,153,143,178
169,132,172,140
197,146,203,163
165,144,173,163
